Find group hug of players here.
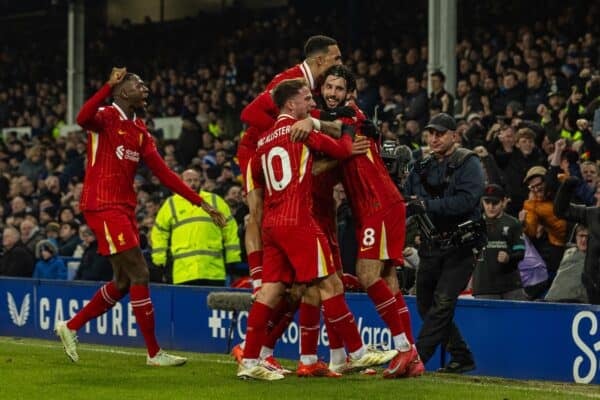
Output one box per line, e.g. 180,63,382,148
232,35,424,380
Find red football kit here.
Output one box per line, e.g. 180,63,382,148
338,103,406,262
311,163,343,271
238,62,317,192
77,83,205,255
254,114,353,284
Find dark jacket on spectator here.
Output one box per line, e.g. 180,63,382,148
23,228,45,254
492,145,546,216
403,88,429,129
58,234,81,257
555,178,600,304
0,241,35,277
75,240,113,282
18,158,46,183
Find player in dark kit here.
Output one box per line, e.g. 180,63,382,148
54,67,226,366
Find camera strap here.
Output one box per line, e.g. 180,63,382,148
418,148,476,198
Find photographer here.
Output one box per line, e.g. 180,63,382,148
404,113,485,373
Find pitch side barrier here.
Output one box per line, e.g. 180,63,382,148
1,277,600,384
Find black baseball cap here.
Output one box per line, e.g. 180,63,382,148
482,184,506,200
425,113,457,132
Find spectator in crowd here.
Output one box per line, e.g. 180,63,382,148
18,145,46,183
545,224,589,303
0,226,35,277
151,169,240,286
39,175,62,209
525,69,547,118
223,183,247,226
520,166,567,276
403,74,429,130
33,239,67,280
472,184,526,300
429,70,454,116
490,127,546,216
44,222,60,246
57,220,81,256
20,216,45,253
74,224,113,282
580,161,599,190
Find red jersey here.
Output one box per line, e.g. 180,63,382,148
311,161,341,231
77,84,204,211
240,62,317,149
339,103,404,222
254,114,353,228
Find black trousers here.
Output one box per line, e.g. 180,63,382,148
415,243,475,365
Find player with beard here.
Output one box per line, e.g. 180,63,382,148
314,65,424,378
237,78,397,380
238,35,348,296
54,67,226,366
233,35,353,371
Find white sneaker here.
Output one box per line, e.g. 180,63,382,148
54,321,79,362
237,362,285,381
146,350,187,367
329,359,352,374
347,348,398,371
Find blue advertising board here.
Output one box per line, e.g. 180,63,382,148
1,277,600,384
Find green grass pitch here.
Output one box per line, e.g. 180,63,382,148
0,337,598,400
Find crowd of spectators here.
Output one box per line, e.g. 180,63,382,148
1,1,600,303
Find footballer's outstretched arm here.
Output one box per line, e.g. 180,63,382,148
76,84,111,132
306,132,366,160
240,91,278,131
76,67,127,132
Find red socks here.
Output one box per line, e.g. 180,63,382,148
395,291,414,344
299,303,320,357
67,281,125,331
366,279,406,337
322,294,363,354
247,251,263,294
130,285,160,358
264,299,298,349
243,301,273,359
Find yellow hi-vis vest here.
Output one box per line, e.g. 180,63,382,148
151,190,240,284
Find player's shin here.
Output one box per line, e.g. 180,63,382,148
67,281,126,331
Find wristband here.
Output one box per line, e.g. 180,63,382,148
310,117,321,131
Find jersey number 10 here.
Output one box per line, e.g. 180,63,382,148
261,146,292,193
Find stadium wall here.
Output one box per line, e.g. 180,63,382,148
1,277,600,384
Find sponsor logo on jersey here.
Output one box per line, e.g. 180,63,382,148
115,145,140,162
